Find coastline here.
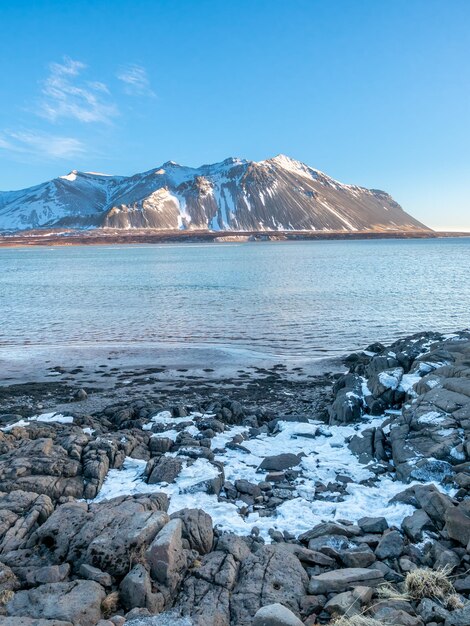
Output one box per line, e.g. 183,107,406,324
2,330,470,625
1,228,469,248
0,341,341,418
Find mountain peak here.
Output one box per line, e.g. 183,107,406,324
0,155,429,233
60,170,79,182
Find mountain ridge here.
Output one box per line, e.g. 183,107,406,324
0,155,430,232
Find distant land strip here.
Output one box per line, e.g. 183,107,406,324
0,229,469,247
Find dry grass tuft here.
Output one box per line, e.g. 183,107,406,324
446,593,464,610
404,566,455,605
0,589,14,605
332,616,386,626
377,583,408,601
101,591,120,617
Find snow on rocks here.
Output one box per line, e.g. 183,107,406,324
2,331,470,625
93,409,419,542
0,412,74,432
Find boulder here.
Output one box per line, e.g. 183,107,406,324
258,454,301,471
28,494,169,579
148,457,183,484
0,490,54,554
177,550,239,626
444,503,470,546
358,516,388,534
402,509,434,542
170,508,214,555
119,564,163,612
231,546,308,626
253,603,304,626
6,580,106,626
146,518,187,593
375,530,404,560
308,568,384,594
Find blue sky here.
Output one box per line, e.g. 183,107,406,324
0,0,469,230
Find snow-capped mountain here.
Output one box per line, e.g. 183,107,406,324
0,155,429,232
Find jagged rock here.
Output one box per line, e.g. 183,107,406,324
299,522,360,542
0,490,54,554
308,568,384,594
6,580,106,626
358,516,388,534
27,494,169,578
170,508,214,555
375,530,404,560
148,457,183,484
177,550,240,626
402,509,434,541
253,603,304,626
230,546,308,626
258,454,301,471
444,502,470,546
119,564,163,612
146,518,187,593
15,563,70,585
78,563,113,587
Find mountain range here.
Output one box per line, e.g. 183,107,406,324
0,155,429,232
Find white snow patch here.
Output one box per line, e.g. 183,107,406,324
91,415,425,541
417,411,446,425
1,412,74,432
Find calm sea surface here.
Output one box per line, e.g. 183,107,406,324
1,238,469,359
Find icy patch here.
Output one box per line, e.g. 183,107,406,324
379,368,403,390
417,411,446,425
450,446,466,461
92,415,424,541
410,459,454,482
142,410,212,431
1,412,74,432
437,429,456,437
83,427,95,436
94,457,219,503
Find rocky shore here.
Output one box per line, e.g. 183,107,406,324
1,331,470,625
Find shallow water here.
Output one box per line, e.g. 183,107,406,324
1,238,469,359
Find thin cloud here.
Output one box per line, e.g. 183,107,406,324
0,130,86,158
39,57,118,123
117,64,155,97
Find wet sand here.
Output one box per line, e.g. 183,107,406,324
0,342,344,418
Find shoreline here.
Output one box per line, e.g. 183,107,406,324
2,330,470,624
1,228,469,248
